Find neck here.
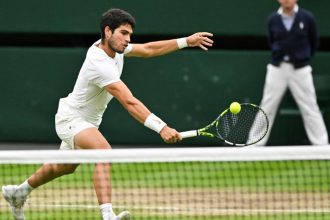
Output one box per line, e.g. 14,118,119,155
282,4,296,16
99,41,116,58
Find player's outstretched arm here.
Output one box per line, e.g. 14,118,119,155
126,32,213,58
186,32,214,51
106,81,182,143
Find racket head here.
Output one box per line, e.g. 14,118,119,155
198,103,269,146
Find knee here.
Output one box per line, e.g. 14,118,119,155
97,141,111,150
64,164,79,175
55,164,79,176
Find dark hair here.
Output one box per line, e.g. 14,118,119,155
100,8,136,40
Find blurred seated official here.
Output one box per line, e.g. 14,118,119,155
255,0,329,146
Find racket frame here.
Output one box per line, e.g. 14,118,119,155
180,103,268,146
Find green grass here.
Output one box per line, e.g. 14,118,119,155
1,160,330,219
2,160,329,190
110,160,330,191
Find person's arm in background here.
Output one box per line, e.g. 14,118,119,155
267,15,274,49
126,32,213,58
308,14,319,57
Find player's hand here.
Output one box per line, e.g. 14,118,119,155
186,32,213,51
160,126,182,144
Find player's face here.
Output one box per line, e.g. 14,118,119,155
107,24,133,54
278,0,297,11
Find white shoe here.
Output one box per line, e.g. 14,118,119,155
115,210,130,220
2,185,27,220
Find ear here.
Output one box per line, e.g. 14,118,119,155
105,26,112,39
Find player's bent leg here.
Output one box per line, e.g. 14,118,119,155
74,127,113,204
2,185,28,220
28,163,79,188
74,127,111,150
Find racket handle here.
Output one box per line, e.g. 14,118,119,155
180,130,198,139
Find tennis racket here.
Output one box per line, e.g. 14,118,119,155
180,103,269,146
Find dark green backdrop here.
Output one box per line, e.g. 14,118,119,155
1,1,329,146
1,0,330,36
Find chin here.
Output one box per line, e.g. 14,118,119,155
114,47,125,54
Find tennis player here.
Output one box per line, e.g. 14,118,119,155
2,8,213,220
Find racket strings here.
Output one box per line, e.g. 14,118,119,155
248,111,269,143
216,105,268,145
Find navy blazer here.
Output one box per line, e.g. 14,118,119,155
268,8,319,68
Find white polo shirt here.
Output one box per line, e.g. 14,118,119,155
58,40,133,126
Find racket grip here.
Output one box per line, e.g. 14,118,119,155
180,130,198,139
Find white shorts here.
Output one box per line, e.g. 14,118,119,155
55,99,100,150
55,114,96,150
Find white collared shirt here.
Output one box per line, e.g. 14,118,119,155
278,4,299,31
278,5,299,61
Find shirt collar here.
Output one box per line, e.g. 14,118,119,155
277,4,299,16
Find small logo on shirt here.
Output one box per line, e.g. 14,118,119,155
299,22,304,30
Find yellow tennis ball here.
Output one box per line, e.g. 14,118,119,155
230,102,241,114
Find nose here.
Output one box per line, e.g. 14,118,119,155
126,35,131,43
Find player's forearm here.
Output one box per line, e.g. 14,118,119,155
122,97,151,124
106,82,151,124
122,97,168,134
140,39,181,58
127,32,212,58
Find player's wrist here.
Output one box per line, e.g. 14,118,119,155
144,113,167,133
176,38,188,49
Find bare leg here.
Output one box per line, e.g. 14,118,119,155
74,127,112,204
28,163,79,188
93,163,111,204
2,162,79,220
29,127,113,205
4,127,116,220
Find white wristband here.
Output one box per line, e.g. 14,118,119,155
144,113,167,133
176,38,188,49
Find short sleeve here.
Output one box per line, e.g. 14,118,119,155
85,44,124,88
89,59,121,88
